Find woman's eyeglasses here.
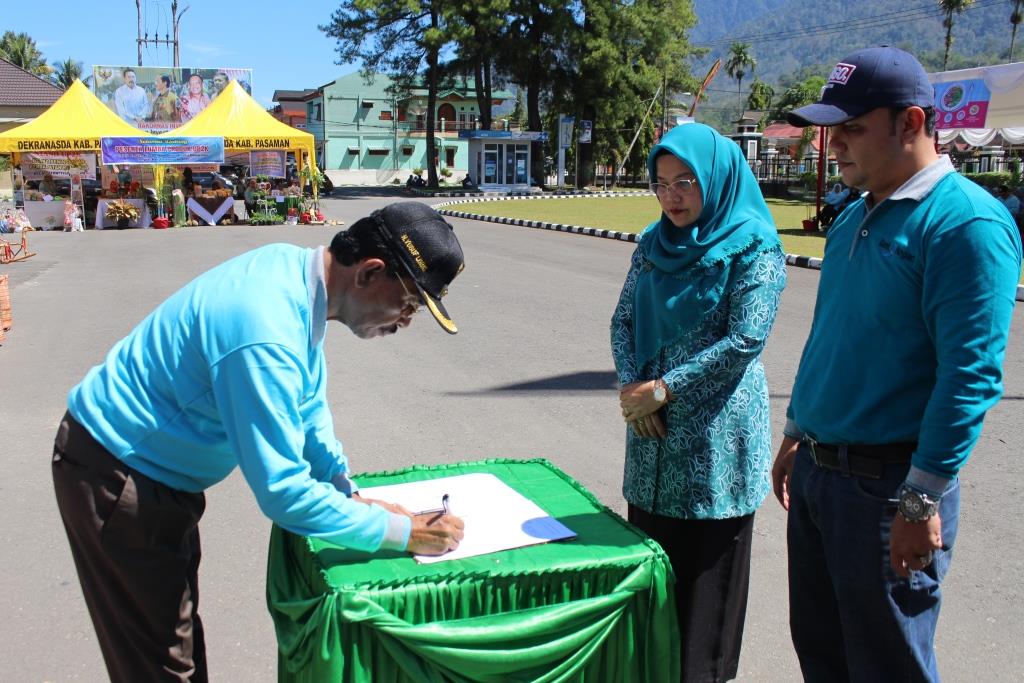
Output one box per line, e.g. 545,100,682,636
649,178,698,196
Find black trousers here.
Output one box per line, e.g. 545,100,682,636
628,505,755,683
51,412,208,682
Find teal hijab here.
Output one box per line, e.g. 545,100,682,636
632,123,780,371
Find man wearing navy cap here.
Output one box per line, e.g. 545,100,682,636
52,202,466,682
772,47,1020,681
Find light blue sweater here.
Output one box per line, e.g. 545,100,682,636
68,244,410,552
787,157,1021,495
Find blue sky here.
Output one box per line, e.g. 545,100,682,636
3,1,360,107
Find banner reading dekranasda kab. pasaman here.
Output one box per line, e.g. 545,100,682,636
100,136,226,165
16,138,101,152
224,137,295,150
92,65,253,132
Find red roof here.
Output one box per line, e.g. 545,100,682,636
762,122,816,139
0,57,63,107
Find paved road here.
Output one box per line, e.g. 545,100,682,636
2,190,1021,680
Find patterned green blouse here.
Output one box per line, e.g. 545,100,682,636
611,243,787,520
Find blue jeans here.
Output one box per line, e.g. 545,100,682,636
787,444,960,682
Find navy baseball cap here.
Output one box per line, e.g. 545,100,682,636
787,46,933,127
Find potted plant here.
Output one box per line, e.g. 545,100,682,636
105,199,140,229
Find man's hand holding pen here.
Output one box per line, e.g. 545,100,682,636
409,494,464,556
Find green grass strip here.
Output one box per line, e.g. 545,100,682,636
452,196,826,258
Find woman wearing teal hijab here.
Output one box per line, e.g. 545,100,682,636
611,123,786,682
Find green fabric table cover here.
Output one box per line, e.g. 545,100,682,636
271,195,301,218
267,458,679,682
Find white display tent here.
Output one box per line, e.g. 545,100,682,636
929,61,1024,145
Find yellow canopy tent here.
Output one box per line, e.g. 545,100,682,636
160,80,316,171
0,79,148,157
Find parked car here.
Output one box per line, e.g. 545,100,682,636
218,165,248,198
52,177,103,202
285,163,334,196
51,178,105,224
191,171,237,196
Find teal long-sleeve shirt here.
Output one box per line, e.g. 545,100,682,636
787,157,1021,493
68,244,410,552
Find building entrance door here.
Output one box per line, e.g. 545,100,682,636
437,104,456,131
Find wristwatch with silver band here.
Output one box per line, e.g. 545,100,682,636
897,484,940,523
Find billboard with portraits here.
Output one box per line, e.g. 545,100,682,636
92,65,253,132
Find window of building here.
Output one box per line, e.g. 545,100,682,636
401,146,413,155
367,148,389,156
379,110,393,121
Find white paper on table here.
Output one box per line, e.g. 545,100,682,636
359,473,576,564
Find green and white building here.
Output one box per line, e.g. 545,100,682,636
303,72,521,186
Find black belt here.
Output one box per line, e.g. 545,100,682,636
804,439,916,479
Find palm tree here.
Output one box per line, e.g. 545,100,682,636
0,31,51,77
725,42,756,117
1010,0,1023,62
52,58,83,89
939,0,975,70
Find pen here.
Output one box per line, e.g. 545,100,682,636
423,494,450,526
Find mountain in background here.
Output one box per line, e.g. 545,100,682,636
689,0,1019,129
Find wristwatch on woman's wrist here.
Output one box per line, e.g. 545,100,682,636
652,379,668,404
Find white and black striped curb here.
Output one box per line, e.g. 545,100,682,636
418,188,651,198
432,196,1024,302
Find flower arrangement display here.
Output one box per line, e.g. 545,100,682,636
105,199,141,223
298,198,325,225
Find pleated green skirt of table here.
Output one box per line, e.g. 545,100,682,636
267,458,679,682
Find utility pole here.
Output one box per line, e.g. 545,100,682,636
172,1,188,67
614,84,662,185
137,0,143,65
135,0,187,67
660,72,668,139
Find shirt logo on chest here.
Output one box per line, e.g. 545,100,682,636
878,238,915,262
